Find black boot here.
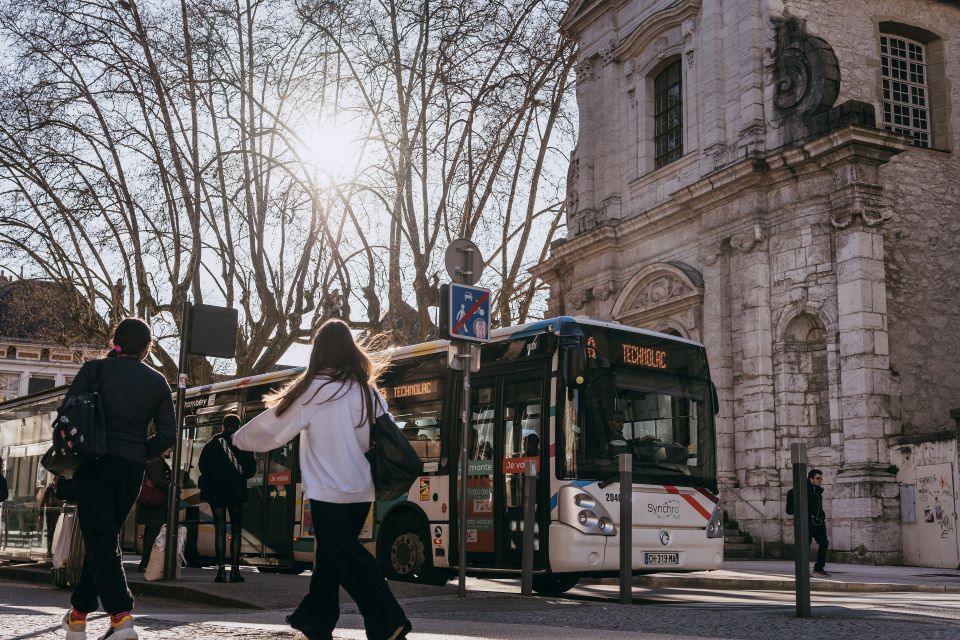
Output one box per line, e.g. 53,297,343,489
229,566,244,583
214,566,227,583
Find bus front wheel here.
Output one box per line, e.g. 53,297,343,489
532,574,579,595
379,513,448,586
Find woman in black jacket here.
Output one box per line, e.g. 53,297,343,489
199,414,256,583
62,317,176,640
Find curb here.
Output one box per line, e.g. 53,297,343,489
0,563,259,609
628,574,960,594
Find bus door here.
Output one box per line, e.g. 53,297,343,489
498,373,545,568
457,369,545,569
240,409,297,566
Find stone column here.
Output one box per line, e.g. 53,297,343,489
831,223,901,563
730,226,778,488
701,241,736,488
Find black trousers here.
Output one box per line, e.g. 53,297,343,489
71,456,144,615
211,505,243,568
288,501,407,640
810,523,829,571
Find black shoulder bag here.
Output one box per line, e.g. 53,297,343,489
364,388,422,501
41,360,107,479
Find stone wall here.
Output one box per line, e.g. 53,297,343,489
543,0,960,565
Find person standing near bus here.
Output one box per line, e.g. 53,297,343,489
198,414,255,583
807,468,831,576
233,319,411,640
135,449,172,572
38,476,63,557
61,318,176,640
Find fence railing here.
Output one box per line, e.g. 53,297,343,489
718,479,766,560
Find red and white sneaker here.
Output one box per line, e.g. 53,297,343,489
99,613,138,640
61,610,87,640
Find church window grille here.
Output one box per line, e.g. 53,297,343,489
654,60,683,168
880,35,930,148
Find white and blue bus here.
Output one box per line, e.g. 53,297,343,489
0,316,722,594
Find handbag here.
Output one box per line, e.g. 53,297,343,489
41,360,106,479
137,476,167,508
364,389,423,501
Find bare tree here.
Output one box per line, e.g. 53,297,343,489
298,0,576,338
0,0,363,379
0,0,575,379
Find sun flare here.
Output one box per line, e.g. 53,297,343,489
298,116,364,178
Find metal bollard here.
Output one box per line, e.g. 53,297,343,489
619,452,632,605
791,443,810,618
520,459,538,596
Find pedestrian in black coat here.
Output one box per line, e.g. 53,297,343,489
807,468,830,576
135,450,172,572
62,317,176,640
198,414,256,583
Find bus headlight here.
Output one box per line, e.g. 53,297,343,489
706,503,723,539
560,486,615,536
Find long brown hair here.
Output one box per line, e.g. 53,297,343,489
266,319,388,424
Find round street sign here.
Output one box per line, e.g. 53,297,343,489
444,238,483,286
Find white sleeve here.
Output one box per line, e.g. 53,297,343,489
232,404,305,452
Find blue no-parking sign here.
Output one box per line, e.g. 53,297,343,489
448,283,491,342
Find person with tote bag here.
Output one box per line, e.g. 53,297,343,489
198,414,256,582
60,318,176,640
233,319,411,640
135,449,172,572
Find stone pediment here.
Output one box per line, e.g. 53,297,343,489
611,261,704,322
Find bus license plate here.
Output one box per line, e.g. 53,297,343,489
644,552,679,566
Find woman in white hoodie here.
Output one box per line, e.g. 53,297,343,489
232,320,410,640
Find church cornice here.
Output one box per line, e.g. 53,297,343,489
539,125,910,280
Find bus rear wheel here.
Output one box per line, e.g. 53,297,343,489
532,574,579,595
379,514,448,586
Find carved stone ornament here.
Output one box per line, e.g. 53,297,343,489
631,275,691,310
699,242,724,267
769,16,840,117
575,58,596,83
830,196,892,229
654,36,668,60
730,224,765,253
593,281,617,302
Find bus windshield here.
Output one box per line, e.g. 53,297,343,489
558,330,716,490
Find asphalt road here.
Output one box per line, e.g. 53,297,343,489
2,576,959,639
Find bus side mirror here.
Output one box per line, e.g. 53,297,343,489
565,346,588,388
710,382,720,416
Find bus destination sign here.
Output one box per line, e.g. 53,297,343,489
383,379,441,402
622,344,668,370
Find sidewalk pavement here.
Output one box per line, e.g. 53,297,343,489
1,557,958,611
627,560,960,593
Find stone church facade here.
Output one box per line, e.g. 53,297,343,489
535,0,960,566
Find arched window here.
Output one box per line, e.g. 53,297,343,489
880,34,930,147
654,59,683,168
5,346,15,359
879,23,949,150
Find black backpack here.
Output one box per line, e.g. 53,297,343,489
785,489,795,516
364,389,423,501
41,360,107,479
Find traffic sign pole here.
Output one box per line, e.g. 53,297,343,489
457,345,471,599
445,238,487,600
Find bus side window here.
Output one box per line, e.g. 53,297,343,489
393,406,443,473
